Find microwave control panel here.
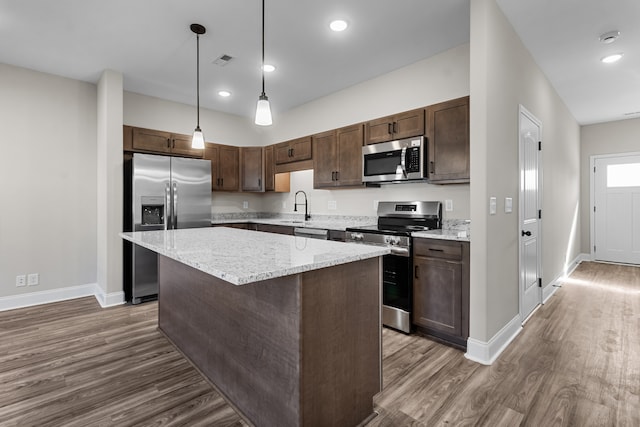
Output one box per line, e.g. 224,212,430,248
406,147,421,172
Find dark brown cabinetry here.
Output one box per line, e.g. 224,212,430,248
364,108,425,145
241,147,264,192
255,224,294,235
275,136,312,164
204,143,239,191
427,96,470,183
313,124,364,188
413,238,469,349
128,127,203,158
264,145,275,191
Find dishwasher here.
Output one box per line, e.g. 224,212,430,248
293,227,328,240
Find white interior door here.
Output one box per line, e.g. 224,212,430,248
594,155,640,264
519,106,542,322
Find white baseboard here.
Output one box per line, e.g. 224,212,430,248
464,314,522,365
94,286,126,308
0,283,125,312
542,252,588,303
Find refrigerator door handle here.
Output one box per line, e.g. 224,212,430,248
173,182,178,229
165,183,171,231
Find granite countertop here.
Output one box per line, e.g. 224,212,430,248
120,227,389,286
412,229,471,242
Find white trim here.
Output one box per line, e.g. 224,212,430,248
464,315,522,365
0,283,125,312
0,283,98,312
542,253,587,303
94,287,126,308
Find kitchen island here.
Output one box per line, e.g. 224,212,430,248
121,227,389,427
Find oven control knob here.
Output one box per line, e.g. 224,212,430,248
385,236,400,246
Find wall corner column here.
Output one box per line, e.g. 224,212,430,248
97,69,124,306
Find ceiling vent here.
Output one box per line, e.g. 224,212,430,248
213,54,234,66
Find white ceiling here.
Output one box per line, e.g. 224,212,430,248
0,1,638,125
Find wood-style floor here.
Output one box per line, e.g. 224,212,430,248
0,261,638,426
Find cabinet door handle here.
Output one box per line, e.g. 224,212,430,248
258,178,261,188
388,123,393,135
393,121,397,134
430,161,435,174
291,148,294,157
414,265,419,279
335,170,339,181
221,178,224,187
429,248,444,252
172,138,176,148
331,171,335,181
167,138,171,148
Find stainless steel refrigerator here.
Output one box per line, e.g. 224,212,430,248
124,153,211,304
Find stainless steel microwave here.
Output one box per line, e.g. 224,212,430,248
362,136,426,183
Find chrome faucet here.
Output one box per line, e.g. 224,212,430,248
294,190,311,221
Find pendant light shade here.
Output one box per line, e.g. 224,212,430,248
255,0,273,126
255,94,272,126
191,23,206,148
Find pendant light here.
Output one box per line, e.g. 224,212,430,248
254,0,273,126
191,23,206,148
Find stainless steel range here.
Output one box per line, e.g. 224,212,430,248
346,201,442,333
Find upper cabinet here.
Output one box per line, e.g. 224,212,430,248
426,96,470,184
204,143,239,191
264,145,291,193
127,127,203,158
275,136,312,164
241,147,264,192
364,108,425,145
313,124,364,189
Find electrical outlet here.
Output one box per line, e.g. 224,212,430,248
243,201,249,209
16,275,26,287
328,200,337,210
445,199,453,212
27,273,39,286
282,201,286,209
489,197,497,215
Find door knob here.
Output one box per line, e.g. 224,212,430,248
521,230,532,237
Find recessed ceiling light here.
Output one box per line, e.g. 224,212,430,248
601,53,624,64
262,64,276,72
599,31,620,44
218,90,231,97
329,20,348,32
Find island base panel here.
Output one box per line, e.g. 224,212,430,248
158,255,381,427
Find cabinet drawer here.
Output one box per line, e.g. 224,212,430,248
413,238,462,260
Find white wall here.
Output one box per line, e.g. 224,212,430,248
469,0,581,344
580,117,640,253
0,63,98,298
262,44,471,219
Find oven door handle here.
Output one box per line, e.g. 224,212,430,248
389,246,410,257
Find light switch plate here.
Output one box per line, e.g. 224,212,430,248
243,201,249,209
445,199,453,212
489,197,497,215
27,273,39,286
505,197,513,213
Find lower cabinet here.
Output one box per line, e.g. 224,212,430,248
255,224,294,235
413,238,469,349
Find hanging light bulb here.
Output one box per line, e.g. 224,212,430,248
191,23,206,148
255,0,273,126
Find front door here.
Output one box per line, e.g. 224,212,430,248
593,154,640,264
519,106,542,322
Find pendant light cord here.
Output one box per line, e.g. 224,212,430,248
261,0,266,96
196,32,200,128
